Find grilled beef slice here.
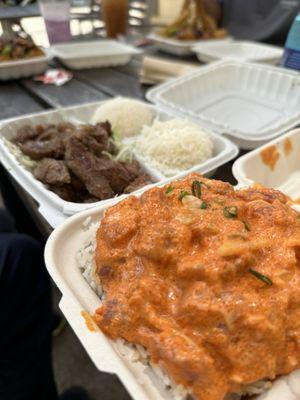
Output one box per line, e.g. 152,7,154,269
65,136,114,200
12,125,39,144
21,137,64,160
33,158,71,186
124,174,152,193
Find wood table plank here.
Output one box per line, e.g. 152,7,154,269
20,78,110,108
114,57,143,78
75,68,146,99
0,82,44,121
0,4,40,20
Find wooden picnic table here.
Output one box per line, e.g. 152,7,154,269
0,46,240,239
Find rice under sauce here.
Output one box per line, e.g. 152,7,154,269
94,173,300,400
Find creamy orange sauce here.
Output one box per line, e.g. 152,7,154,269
260,145,280,171
284,138,293,156
81,310,97,332
94,173,300,400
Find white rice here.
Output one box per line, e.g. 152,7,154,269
91,97,154,138
133,119,213,177
76,220,272,400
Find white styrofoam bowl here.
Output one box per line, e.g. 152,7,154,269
232,128,300,201
0,99,238,223
44,181,300,400
147,60,300,149
148,32,232,56
192,41,283,65
0,52,49,80
50,40,141,69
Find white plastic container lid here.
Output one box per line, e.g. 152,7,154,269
148,32,232,56
50,40,141,69
0,50,49,80
192,40,283,64
147,60,300,149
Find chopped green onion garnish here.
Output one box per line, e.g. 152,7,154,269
200,201,208,209
249,268,273,286
179,190,190,201
223,206,238,219
243,221,251,231
191,181,202,198
165,185,175,195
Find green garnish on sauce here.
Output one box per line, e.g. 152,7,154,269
178,190,190,201
165,185,175,195
200,201,208,209
223,206,238,219
191,181,202,199
249,268,273,286
243,221,251,231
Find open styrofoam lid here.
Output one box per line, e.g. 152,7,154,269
51,40,141,60
148,32,233,49
146,60,300,143
192,41,283,63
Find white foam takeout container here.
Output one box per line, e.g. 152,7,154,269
0,50,49,80
50,40,141,69
233,128,300,203
192,40,283,65
45,182,300,400
147,60,300,150
148,32,232,57
0,99,238,226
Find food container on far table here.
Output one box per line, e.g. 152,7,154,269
0,51,49,80
50,40,141,69
0,99,238,228
44,181,300,400
147,60,300,149
232,128,300,201
192,40,283,65
148,32,232,57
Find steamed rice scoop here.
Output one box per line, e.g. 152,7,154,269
91,97,154,138
133,119,213,177
91,98,214,177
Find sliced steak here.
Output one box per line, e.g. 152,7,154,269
99,159,134,193
49,184,90,203
69,173,86,192
80,135,107,158
76,122,113,156
65,136,114,200
21,137,64,160
124,174,152,193
12,125,38,144
98,121,112,137
33,159,71,186
121,160,141,180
